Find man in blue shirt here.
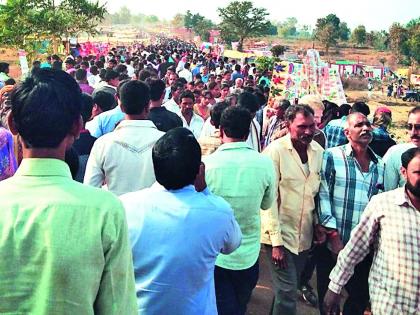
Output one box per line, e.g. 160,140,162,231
120,127,242,315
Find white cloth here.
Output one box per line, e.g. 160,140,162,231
178,68,192,83
246,118,261,152
163,98,181,115
180,113,204,139
200,118,217,138
84,120,164,196
87,74,101,89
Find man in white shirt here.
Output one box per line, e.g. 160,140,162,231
163,81,184,116
178,62,193,83
120,127,242,315
84,80,164,196
178,90,204,139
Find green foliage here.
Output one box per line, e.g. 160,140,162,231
387,19,420,65
0,0,106,60
217,1,270,51
171,13,185,28
314,14,342,55
255,56,275,72
338,22,350,41
264,22,278,36
184,10,214,41
277,17,297,38
270,45,286,57
352,25,367,46
105,7,160,25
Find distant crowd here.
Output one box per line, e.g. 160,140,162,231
0,37,419,315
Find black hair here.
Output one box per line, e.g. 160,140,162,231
152,127,201,190
408,105,420,117
210,101,230,129
80,93,94,124
0,62,10,72
4,78,15,85
119,80,150,115
220,106,251,139
171,81,185,93
237,91,260,114
65,147,80,180
90,65,99,75
75,68,87,81
208,81,218,90
10,68,82,148
52,61,63,70
177,77,188,85
179,90,195,103
93,91,116,112
104,69,119,82
338,103,351,117
138,69,153,81
285,104,314,122
146,78,166,101
401,147,420,169
351,101,370,116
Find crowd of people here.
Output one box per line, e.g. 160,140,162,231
0,38,419,315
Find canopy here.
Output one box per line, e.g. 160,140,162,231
223,49,254,59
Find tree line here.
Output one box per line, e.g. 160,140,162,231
0,0,418,66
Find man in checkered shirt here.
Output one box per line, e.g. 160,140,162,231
324,147,420,315
317,112,385,315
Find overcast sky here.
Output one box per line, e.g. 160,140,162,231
104,0,419,31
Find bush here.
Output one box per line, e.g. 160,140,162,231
342,77,369,90
270,45,286,57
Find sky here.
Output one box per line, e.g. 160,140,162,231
104,0,419,31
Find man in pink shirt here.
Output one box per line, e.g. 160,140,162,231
76,69,94,95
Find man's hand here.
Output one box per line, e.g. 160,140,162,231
194,162,207,192
328,231,344,258
313,224,327,245
271,246,287,269
323,289,341,315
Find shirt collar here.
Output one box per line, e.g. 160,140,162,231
343,143,379,163
394,187,417,210
115,119,158,130
15,158,72,178
217,141,253,151
283,133,323,152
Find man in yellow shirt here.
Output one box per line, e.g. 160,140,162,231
261,104,324,315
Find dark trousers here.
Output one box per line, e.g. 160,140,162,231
299,246,318,288
264,245,309,315
214,260,259,315
316,244,372,315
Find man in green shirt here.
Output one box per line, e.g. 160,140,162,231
204,106,276,315
0,69,137,314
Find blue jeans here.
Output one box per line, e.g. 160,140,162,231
214,260,259,315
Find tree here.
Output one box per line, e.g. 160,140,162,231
218,1,270,51
379,57,387,67
352,25,367,46
278,17,298,38
270,44,286,57
0,0,106,59
183,10,214,41
389,23,409,63
405,18,420,65
264,22,278,36
338,22,350,41
314,14,341,56
171,13,185,28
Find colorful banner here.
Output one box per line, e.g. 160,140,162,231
269,49,347,105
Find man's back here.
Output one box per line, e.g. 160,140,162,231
84,120,164,196
0,159,137,314
204,142,275,270
147,106,183,132
121,184,241,315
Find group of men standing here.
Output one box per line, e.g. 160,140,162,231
0,43,419,315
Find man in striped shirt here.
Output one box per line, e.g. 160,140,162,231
317,112,385,315
324,147,420,315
